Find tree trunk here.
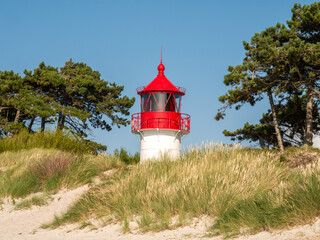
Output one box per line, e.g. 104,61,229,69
308,85,320,100
258,136,268,149
8,109,20,138
57,111,66,130
57,112,66,130
57,112,62,129
6,108,9,121
304,88,314,146
28,117,35,133
14,109,20,123
61,115,65,129
41,117,46,132
267,89,284,152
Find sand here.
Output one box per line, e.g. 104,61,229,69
1,186,320,240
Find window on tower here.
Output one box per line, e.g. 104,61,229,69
164,94,176,112
174,94,181,112
142,94,157,112
153,93,167,110
141,93,181,112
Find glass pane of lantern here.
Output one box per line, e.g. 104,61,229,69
141,94,149,112
153,93,168,111
165,94,176,112
175,94,181,112
144,94,158,112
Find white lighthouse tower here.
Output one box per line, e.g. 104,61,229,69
131,56,190,162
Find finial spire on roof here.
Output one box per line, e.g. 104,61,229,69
136,48,186,95
161,44,162,64
158,45,165,75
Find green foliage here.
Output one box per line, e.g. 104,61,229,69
223,93,320,148
0,130,106,155
223,122,277,149
216,1,320,148
0,60,135,144
0,71,33,135
288,2,320,42
279,155,287,162
113,147,140,165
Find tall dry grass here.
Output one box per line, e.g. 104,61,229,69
0,148,124,198
50,143,320,235
4,143,320,236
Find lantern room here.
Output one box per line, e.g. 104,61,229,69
132,61,190,133
132,57,190,162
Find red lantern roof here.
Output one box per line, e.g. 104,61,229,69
137,60,186,96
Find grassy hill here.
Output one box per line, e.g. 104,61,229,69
1,133,320,237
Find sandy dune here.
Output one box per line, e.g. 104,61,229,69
1,186,320,240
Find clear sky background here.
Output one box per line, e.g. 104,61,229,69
0,0,314,154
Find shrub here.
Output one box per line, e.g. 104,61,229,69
288,151,319,168
29,153,74,180
114,147,140,165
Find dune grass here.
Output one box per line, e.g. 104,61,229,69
2,141,320,236
0,130,107,154
45,143,320,235
0,148,124,198
14,193,52,210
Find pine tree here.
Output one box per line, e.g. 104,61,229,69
216,2,320,149
0,60,135,141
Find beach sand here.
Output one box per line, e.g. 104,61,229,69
1,186,320,240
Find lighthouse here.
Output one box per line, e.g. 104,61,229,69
131,56,190,162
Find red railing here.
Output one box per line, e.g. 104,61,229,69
136,86,145,93
176,86,186,94
131,112,190,132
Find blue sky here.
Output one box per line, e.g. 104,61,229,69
0,0,314,153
